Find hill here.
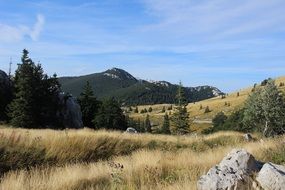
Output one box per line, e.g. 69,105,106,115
128,76,285,132
59,68,223,105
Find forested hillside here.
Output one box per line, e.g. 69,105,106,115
59,68,223,105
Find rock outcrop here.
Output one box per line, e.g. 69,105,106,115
256,163,285,190
197,149,261,190
244,133,253,142
125,127,138,134
58,93,83,129
197,149,285,190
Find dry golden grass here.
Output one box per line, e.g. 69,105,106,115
0,126,284,190
128,76,285,133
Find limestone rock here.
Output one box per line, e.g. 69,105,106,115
256,163,285,190
197,149,261,190
244,133,253,141
125,127,138,134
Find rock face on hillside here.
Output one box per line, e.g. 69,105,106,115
197,149,285,190
58,93,83,129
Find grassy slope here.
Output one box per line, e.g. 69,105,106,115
0,126,284,190
128,76,285,132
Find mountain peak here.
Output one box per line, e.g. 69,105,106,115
103,68,137,81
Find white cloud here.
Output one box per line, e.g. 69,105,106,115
30,14,45,41
0,14,45,42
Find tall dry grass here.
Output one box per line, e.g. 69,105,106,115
0,125,284,190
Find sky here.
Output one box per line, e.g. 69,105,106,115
0,0,285,92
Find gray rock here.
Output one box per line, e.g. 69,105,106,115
256,163,285,190
125,127,138,134
197,149,260,190
244,133,253,141
58,93,83,129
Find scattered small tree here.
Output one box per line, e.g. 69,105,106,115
134,106,138,113
162,106,166,113
167,105,173,110
237,92,240,97
145,114,152,133
148,107,153,112
204,106,211,113
161,113,171,134
171,82,190,135
129,107,133,112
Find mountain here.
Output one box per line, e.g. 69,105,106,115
59,68,223,105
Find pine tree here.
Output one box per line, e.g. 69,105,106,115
93,97,127,130
243,80,285,137
176,81,187,106
171,82,190,135
8,50,61,128
148,107,153,112
167,105,172,110
78,81,99,128
204,106,211,113
161,106,166,113
9,50,43,128
145,114,152,133
161,113,171,134
134,106,138,113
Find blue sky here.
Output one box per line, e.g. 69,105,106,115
0,0,285,92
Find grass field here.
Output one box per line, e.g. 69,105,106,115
0,125,284,190
128,76,285,133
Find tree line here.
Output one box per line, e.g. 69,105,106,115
1,50,193,134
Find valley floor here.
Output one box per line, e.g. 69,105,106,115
0,126,284,190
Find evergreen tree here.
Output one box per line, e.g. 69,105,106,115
78,81,100,128
171,82,190,135
134,106,138,113
161,106,166,113
161,113,171,134
204,106,211,113
167,105,172,110
176,81,187,106
8,50,45,128
243,80,285,137
148,107,153,112
145,114,152,133
93,97,127,130
129,107,133,112
0,72,12,122
212,112,227,128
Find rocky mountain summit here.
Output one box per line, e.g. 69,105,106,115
198,149,285,190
